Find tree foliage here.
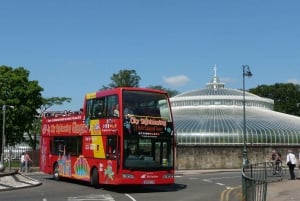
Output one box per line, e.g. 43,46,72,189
101,69,141,89
26,97,72,150
147,85,179,97
249,83,300,116
40,97,72,114
100,69,180,98
0,66,44,150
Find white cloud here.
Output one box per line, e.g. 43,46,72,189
287,78,299,84
220,77,232,84
163,75,190,87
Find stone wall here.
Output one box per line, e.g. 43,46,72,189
175,146,300,169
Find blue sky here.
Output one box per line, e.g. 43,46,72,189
1,1,300,111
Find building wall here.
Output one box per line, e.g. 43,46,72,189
176,146,299,169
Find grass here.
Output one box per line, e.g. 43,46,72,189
4,160,21,168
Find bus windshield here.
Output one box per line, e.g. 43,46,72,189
122,90,174,170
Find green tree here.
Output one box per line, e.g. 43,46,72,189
0,66,44,151
249,83,300,116
147,85,179,97
27,97,72,150
40,97,72,113
100,69,179,97
101,69,141,89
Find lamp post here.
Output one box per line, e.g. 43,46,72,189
242,65,252,167
0,105,14,172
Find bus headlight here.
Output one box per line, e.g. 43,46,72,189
162,174,174,179
122,173,135,179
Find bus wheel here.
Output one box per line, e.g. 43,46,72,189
91,168,99,188
53,163,60,181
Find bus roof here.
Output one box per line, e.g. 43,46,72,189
85,87,168,99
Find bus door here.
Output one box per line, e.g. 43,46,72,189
105,135,120,170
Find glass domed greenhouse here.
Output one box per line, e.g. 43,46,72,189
171,68,300,147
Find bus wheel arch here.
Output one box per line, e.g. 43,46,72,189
90,167,100,188
53,162,60,181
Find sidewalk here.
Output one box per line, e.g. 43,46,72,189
0,170,42,191
267,179,300,201
178,169,300,201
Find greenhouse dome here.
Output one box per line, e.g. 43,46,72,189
170,67,300,146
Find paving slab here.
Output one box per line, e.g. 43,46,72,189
0,171,41,191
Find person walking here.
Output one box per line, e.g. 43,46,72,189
24,152,32,173
20,152,25,173
271,149,282,174
286,149,297,180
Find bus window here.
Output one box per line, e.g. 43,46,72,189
124,139,138,158
52,137,82,156
86,95,120,119
106,136,117,159
86,99,93,119
107,95,119,117
123,91,171,119
92,98,105,118
123,137,173,169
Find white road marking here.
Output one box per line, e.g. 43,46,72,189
125,193,137,201
216,183,225,186
67,194,114,201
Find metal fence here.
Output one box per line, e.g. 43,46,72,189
3,146,40,167
242,162,284,201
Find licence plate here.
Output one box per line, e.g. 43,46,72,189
143,180,155,184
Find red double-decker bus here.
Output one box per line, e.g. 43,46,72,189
40,87,175,186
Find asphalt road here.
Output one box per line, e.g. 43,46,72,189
0,171,242,201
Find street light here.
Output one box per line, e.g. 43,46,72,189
242,65,252,167
0,105,14,172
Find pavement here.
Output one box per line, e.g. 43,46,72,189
0,170,42,191
266,178,300,201
1,168,299,201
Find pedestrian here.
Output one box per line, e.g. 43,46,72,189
286,149,297,180
271,149,281,174
24,152,32,173
20,152,25,173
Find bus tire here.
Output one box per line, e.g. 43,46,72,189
53,163,60,181
91,168,99,188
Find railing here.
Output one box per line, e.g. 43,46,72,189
4,146,31,160
3,146,40,168
242,162,284,201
